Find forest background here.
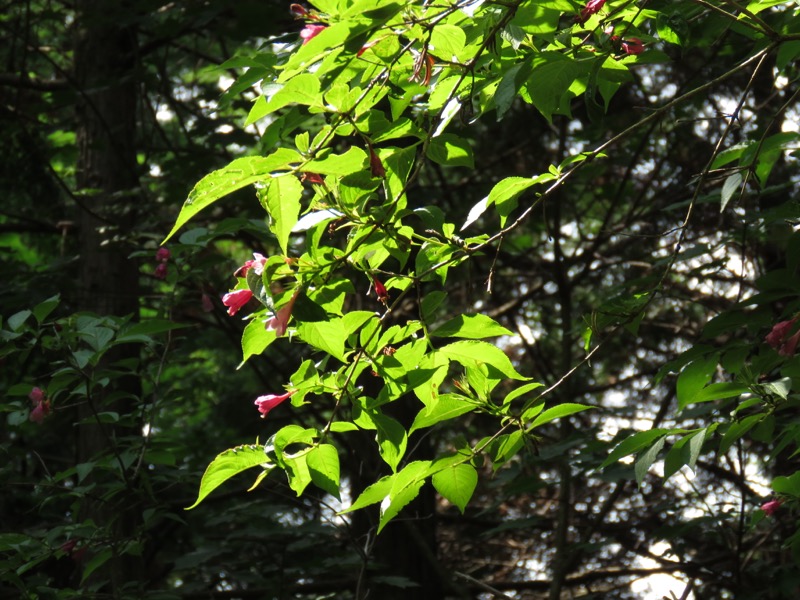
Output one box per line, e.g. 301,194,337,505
2,1,800,599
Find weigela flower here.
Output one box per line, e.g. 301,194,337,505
621,37,645,55
155,247,170,262
29,387,50,424
765,317,800,356
266,290,300,336
222,289,253,316
254,390,294,418
289,3,307,18
154,262,168,280
373,277,388,304
234,253,267,278
300,24,326,45
761,499,782,517
579,0,606,24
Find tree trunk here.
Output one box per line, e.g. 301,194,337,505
74,1,143,593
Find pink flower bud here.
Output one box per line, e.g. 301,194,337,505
222,289,253,316
761,499,782,517
372,277,388,304
622,38,645,55
234,253,267,278
154,262,168,280
155,247,171,262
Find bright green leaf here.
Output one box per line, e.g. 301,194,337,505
432,463,477,513
186,445,268,509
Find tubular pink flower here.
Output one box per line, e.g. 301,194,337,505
29,387,45,404
300,24,326,45
621,38,645,55
766,317,800,356
234,253,267,278
155,247,171,262
30,397,51,424
154,262,168,280
579,0,606,24
266,290,299,336
254,390,295,418
222,289,253,316
761,499,782,517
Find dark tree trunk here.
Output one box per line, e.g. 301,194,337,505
73,1,143,592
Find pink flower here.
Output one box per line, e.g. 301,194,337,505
266,290,300,336
154,262,168,280
254,390,295,418
621,37,645,55
766,317,800,356
579,0,606,24
29,388,50,424
761,499,782,517
300,24,326,45
234,253,267,278
373,277,388,304
155,247,170,262
222,289,253,316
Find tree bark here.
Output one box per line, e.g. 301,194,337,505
73,1,143,593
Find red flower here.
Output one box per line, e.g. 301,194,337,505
621,37,645,55
222,289,253,316
578,0,606,24
266,290,300,336
303,172,324,184
761,499,782,517
289,3,307,18
254,390,294,418
300,24,326,45
234,253,267,278
154,262,168,280
373,277,388,304
29,387,50,424
766,317,800,356
155,247,170,262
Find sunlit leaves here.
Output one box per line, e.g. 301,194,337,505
186,445,270,510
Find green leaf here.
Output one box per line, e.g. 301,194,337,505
409,393,476,434
485,176,538,226
307,444,341,499
262,174,303,255
432,463,477,514
430,24,466,61
426,134,474,168
689,382,747,406
284,452,312,496
340,475,394,514
33,295,59,324
374,413,408,472
164,150,302,242
664,428,708,479
8,310,31,332
503,382,544,406
297,318,347,362
600,429,675,469
186,445,268,509
772,471,800,497
116,319,189,344
439,340,528,381
656,13,689,46
676,355,718,410
523,52,586,123
634,436,666,487
720,172,742,212
484,430,524,469
303,147,368,176
719,415,763,455
241,319,277,365
81,548,113,585
378,461,431,532
430,313,513,339
249,73,322,124
528,403,595,429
